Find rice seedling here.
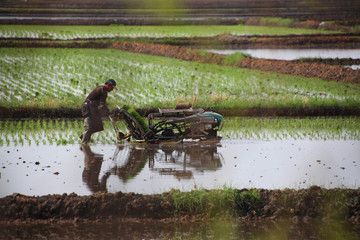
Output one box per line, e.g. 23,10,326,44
221,117,360,141
260,17,298,26
0,119,126,146
0,117,358,146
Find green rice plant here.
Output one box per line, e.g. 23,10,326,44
0,117,358,146
221,117,360,141
223,52,251,65
0,119,88,146
260,17,297,27
0,24,337,40
123,105,150,133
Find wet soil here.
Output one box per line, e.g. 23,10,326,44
0,186,359,226
292,58,360,66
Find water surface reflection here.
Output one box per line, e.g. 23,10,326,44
0,139,358,197
81,143,223,194
81,144,106,193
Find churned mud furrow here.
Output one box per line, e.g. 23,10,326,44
0,187,359,225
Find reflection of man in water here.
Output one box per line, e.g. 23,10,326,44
81,144,106,193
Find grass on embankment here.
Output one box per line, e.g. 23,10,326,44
163,185,360,224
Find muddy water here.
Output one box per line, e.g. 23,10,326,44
1,139,359,198
207,49,360,60
2,217,359,239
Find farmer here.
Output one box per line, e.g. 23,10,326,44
80,79,117,144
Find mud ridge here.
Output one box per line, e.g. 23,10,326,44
2,33,360,48
215,33,360,49
0,187,359,225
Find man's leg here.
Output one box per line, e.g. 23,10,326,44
81,117,93,144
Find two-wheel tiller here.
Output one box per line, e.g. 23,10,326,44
109,104,224,144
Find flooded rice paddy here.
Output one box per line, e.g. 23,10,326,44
1,117,359,198
1,139,359,198
1,117,360,239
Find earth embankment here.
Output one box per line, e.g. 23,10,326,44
0,187,359,225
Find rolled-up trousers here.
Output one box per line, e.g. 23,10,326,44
81,117,94,144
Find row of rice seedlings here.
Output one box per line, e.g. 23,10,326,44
0,120,121,146
221,117,360,141
1,117,358,146
1,48,359,110
0,25,336,40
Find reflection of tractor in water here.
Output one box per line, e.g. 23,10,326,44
109,143,223,182
81,143,223,194
109,104,224,143
148,143,223,180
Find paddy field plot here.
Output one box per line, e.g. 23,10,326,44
1,48,359,110
0,24,336,40
1,117,359,197
0,117,359,147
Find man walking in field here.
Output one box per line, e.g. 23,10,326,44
80,79,117,144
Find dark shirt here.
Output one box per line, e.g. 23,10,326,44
86,85,109,114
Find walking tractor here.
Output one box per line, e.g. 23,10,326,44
109,104,224,144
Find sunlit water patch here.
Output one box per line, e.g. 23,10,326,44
207,49,360,60
347,65,360,70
